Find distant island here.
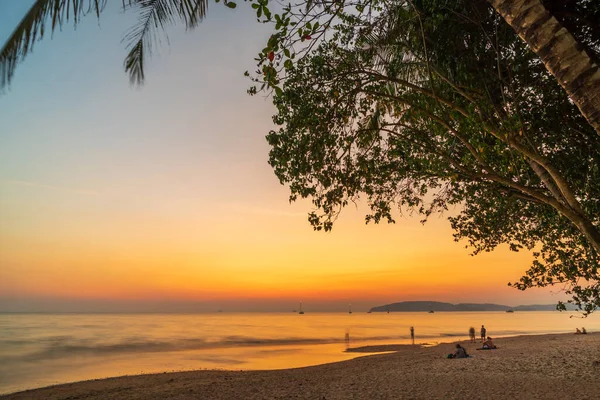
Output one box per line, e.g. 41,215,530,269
368,301,575,312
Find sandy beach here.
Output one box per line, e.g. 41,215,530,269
3,332,599,400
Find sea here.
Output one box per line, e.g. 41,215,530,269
1,311,599,394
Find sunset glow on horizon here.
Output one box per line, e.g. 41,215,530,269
0,1,564,312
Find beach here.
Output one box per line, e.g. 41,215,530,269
3,332,599,399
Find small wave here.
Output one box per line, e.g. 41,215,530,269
8,333,419,362
183,355,246,365
8,331,505,362
8,336,344,362
256,348,303,355
439,333,464,337
219,336,336,346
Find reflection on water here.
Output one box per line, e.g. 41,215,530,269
0,311,598,394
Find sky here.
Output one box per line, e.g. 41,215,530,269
0,1,565,312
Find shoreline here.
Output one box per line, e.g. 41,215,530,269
3,332,599,399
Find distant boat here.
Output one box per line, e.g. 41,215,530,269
367,311,372,314
298,301,305,315
506,309,515,313
348,304,352,314
428,310,435,313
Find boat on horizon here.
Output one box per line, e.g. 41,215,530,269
506,309,515,313
298,302,304,315
348,304,352,314
428,310,435,313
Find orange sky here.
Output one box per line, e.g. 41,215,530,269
0,2,564,312
0,191,555,311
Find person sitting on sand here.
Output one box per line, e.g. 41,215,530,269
575,328,582,334
451,344,468,358
581,327,587,334
482,337,497,349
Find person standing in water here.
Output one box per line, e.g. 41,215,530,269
469,327,476,343
410,326,415,345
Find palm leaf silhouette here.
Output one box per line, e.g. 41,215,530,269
0,0,208,89
123,0,207,85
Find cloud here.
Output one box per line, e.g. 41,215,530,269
0,180,99,195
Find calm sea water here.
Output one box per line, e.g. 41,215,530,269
1,311,598,394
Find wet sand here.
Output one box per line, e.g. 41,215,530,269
3,332,599,399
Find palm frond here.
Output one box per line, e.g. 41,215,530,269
122,0,208,85
0,0,107,90
1,0,209,90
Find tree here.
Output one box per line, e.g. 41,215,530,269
488,0,600,136
2,0,599,314
0,0,238,89
249,0,599,314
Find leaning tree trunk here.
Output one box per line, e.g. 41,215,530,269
489,0,600,136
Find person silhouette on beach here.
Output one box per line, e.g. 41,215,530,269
410,326,415,345
469,327,476,343
480,325,487,342
450,344,468,359
482,337,496,349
